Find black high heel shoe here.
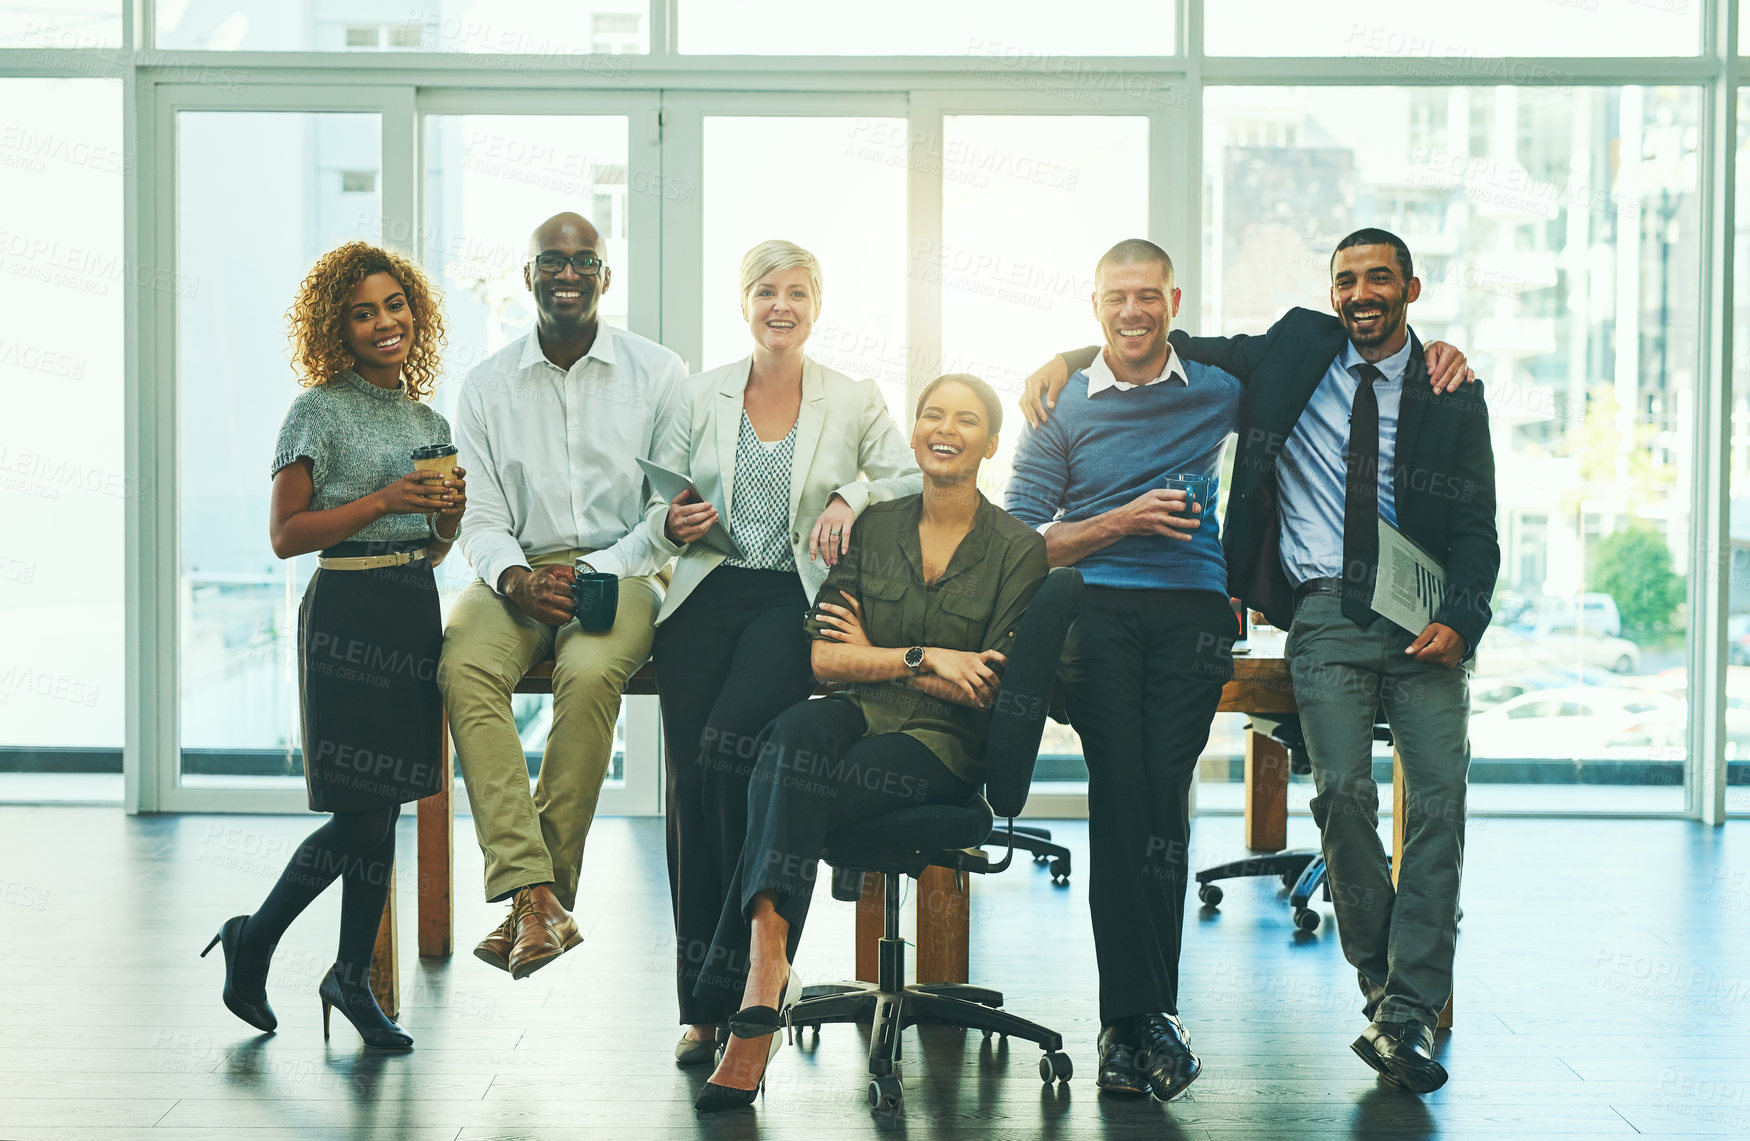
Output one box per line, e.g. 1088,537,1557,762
695,976,799,1114
200,915,276,1033
318,965,413,1050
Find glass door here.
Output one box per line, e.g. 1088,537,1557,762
170,100,392,812
416,90,663,816
659,93,911,416
158,85,664,814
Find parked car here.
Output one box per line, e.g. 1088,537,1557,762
1645,664,1750,759
1480,624,1639,675
1468,686,1684,760
1469,667,1622,713
1526,592,1622,638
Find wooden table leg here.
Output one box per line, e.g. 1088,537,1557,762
371,862,399,1021
1245,729,1290,851
915,866,970,985
1392,748,1454,1029
417,708,454,958
855,872,883,983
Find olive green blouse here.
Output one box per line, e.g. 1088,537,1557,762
804,493,1049,784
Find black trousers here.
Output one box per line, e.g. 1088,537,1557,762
692,697,974,1007
652,567,814,1024
1059,587,1235,1026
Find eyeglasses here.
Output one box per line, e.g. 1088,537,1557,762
530,252,605,276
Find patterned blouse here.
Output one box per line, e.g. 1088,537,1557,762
723,410,797,572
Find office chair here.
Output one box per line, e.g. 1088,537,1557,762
787,567,1084,1111
1193,712,1394,932
983,822,1071,883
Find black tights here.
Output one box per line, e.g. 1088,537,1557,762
240,806,400,1000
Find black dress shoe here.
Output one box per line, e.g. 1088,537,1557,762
1352,1020,1447,1094
1096,1023,1147,1096
319,966,413,1050
200,915,277,1033
1135,1013,1202,1102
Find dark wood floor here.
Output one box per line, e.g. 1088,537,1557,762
0,807,1745,1140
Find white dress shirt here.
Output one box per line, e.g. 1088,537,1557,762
454,325,687,592
1083,342,1189,395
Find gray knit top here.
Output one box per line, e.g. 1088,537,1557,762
271,370,453,543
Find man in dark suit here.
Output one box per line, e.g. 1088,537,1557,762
1173,229,1497,1094
1022,228,1496,1094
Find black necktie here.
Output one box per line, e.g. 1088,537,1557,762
1342,363,1384,627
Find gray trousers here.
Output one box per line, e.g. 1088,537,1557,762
1287,590,1469,1031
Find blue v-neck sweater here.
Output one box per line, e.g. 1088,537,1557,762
1004,362,1241,594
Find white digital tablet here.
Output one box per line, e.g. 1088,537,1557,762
636,458,746,560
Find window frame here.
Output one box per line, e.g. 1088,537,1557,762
0,0,1735,820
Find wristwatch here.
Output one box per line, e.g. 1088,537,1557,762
904,646,926,675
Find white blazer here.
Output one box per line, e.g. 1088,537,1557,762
644,355,921,623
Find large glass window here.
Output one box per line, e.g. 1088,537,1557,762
700,116,909,417
0,78,125,802
0,2,119,48
1205,85,1703,813
1725,88,1750,818
176,111,381,788
1206,1,1700,58
158,1,648,54
420,112,637,794
422,114,632,392
679,1,1174,56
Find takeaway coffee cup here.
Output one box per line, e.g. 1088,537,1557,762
571,570,619,633
410,442,459,479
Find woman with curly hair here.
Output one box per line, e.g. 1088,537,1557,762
202,241,464,1050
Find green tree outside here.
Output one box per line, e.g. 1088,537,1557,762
1587,528,1685,643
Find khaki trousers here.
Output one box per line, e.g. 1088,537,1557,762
437,549,660,910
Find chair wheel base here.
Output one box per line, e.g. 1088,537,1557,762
869,1075,903,1111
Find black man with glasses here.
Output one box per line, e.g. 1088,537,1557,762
439,212,690,979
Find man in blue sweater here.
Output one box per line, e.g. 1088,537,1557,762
1005,238,1239,1103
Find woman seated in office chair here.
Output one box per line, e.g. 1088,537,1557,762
691,374,1048,1113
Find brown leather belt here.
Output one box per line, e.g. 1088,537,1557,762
317,548,428,571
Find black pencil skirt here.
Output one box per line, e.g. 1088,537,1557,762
297,539,445,813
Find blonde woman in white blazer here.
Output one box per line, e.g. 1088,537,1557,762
646,241,920,1063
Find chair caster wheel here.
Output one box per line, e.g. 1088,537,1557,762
1033,853,1050,864
869,1075,903,1111
1050,858,1070,883
1198,883,1223,906
1038,1051,1073,1082
1293,907,1320,932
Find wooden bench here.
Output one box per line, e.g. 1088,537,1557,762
373,654,1450,1029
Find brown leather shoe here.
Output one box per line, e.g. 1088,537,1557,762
507,888,582,980
473,912,515,973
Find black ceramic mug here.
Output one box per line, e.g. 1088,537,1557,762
571,571,619,633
